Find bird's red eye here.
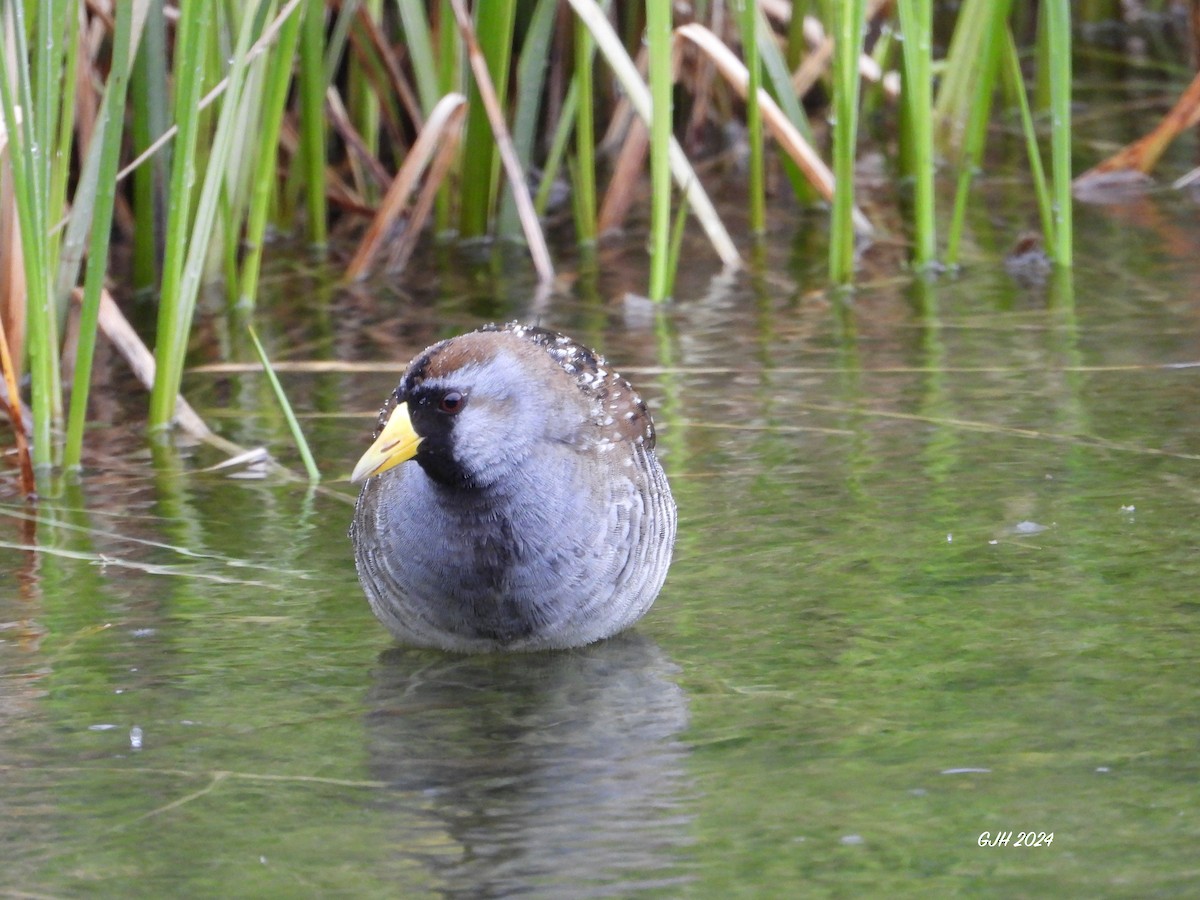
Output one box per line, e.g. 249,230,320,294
439,391,465,414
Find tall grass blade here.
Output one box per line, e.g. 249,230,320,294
320,0,356,88
130,0,170,293
456,0,516,237
449,0,553,281
565,1,740,272
350,0,384,167
65,1,145,471
148,0,210,432
676,24,871,236
944,4,1013,267
46,1,79,308
738,0,765,236
56,5,155,312
434,0,460,233
247,325,320,483
829,0,866,285
0,2,59,469
222,54,270,282
896,0,935,269
396,1,440,114
573,13,598,246
32,3,62,230
237,1,305,310
1000,26,1054,250
533,79,578,217
1043,0,1072,266
754,4,816,204
785,2,807,68
646,0,672,299
664,182,690,301
764,7,813,142
152,2,263,431
299,0,328,245
932,0,991,155
498,0,557,238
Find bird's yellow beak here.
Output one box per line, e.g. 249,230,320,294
350,402,422,483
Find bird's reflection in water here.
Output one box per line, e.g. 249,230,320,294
365,632,693,897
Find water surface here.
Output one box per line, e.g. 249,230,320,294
4,153,1200,900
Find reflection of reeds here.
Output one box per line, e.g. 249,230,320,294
0,3,1079,481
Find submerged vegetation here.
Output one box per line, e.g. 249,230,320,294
0,0,1116,489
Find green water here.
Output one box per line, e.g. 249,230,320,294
5,246,1199,897
5,179,1200,897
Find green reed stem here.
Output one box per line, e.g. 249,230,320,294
321,0,354,85
458,0,516,238
785,0,807,69
35,0,66,359
499,0,556,237
222,185,239,293
533,78,578,217
1001,26,1054,250
148,0,209,432
861,26,893,126
247,325,320,482
740,0,765,235
756,4,815,204
1043,0,1072,266
664,183,690,300
573,13,597,246
33,3,59,214
0,0,59,468
932,0,990,152
897,0,935,269
437,0,460,108
54,0,152,312
220,39,265,286
397,1,439,113
566,0,738,269
353,0,383,164
944,0,1010,267
299,0,327,246
1032,5,1051,113
180,9,260,296
130,0,170,294
65,3,137,471
47,1,79,312
434,0,460,233
829,0,865,285
237,2,305,310
153,2,260,432
646,0,673,301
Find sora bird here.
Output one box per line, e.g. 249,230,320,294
349,323,677,653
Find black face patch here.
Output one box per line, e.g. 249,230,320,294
406,383,475,489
